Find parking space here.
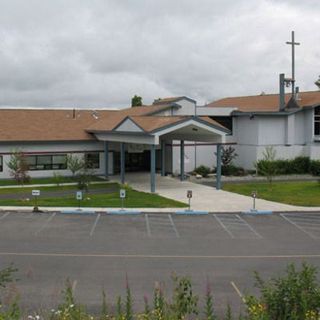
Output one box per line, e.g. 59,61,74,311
172,215,229,239
145,214,179,238
94,215,147,239
213,214,262,239
281,213,320,239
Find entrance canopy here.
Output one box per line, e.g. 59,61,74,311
87,115,231,193
87,115,230,144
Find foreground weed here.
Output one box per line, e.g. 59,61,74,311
205,282,217,320
171,275,198,319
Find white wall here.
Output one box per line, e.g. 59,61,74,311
257,116,286,145
171,141,217,174
171,99,196,116
304,109,314,143
235,117,259,145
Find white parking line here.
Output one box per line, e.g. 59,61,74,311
230,281,246,303
213,214,235,239
34,212,56,236
145,214,151,237
0,212,10,220
168,214,180,238
236,215,262,239
280,214,317,239
90,214,100,237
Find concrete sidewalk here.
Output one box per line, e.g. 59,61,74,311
112,173,320,213
0,173,320,213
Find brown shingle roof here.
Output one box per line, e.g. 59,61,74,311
206,91,320,112
0,109,115,142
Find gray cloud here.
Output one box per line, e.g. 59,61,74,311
0,0,319,108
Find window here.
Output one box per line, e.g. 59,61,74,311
26,154,67,171
314,107,320,136
0,156,2,172
85,153,100,169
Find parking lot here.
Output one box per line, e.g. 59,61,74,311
0,210,320,316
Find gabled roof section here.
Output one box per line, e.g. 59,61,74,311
152,96,196,105
87,104,176,132
88,115,229,134
206,91,320,113
114,117,145,133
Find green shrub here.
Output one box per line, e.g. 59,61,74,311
256,156,314,177
222,165,246,176
291,156,310,174
245,263,320,320
194,165,211,177
310,160,320,176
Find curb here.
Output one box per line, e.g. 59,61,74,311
175,210,208,215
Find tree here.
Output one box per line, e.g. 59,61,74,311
66,154,85,177
66,154,94,191
131,95,143,107
6,150,30,185
221,146,238,167
255,146,277,184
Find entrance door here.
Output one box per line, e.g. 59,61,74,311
113,151,150,173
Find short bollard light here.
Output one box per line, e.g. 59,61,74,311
120,189,126,210
32,189,40,212
251,191,257,211
76,191,83,210
187,190,192,211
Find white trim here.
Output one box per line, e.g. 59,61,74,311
154,119,228,137
95,132,158,145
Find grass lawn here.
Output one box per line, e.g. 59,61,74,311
0,176,105,186
223,180,320,206
0,182,187,208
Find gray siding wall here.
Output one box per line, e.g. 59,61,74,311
0,141,113,179
172,99,196,116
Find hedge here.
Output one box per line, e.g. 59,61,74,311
256,156,320,176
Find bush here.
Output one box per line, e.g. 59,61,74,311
222,165,246,176
291,156,310,174
245,263,320,320
310,160,320,176
194,165,211,177
256,155,315,177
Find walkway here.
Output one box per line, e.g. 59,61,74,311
112,172,320,212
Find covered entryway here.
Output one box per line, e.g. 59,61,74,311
88,115,231,193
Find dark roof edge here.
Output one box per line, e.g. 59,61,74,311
232,109,302,116
153,96,196,105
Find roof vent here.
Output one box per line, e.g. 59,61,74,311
260,91,266,95
315,76,320,90
92,111,99,119
295,87,301,101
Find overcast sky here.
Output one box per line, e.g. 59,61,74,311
0,0,319,108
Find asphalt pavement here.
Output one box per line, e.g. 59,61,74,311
0,211,320,317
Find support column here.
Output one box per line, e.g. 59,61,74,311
216,144,222,190
104,141,109,180
161,140,166,176
180,140,185,181
120,142,125,185
150,144,156,193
